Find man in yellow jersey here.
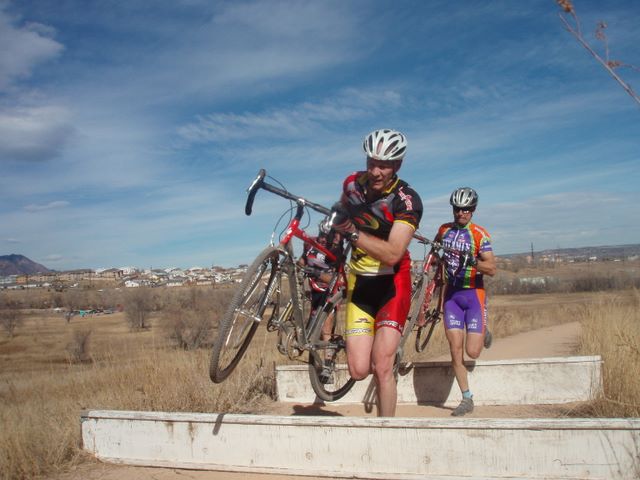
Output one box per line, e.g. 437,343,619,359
330,129,422,417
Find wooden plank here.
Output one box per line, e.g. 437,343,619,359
81,410,640,480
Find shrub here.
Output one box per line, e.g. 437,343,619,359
0,297,24,338
65,329,92,363
123,287,154,330
160,286,234,349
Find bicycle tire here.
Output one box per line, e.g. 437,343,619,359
405,274,427,340
393,273,427,376
307,289,356,402
209,246,281,383
415,279,442,353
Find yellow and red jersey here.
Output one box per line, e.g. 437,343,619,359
342,171,422,275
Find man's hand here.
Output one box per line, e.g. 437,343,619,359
461,251,478,268
328,202,356,234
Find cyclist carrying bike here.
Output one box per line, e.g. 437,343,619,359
330,128,423,417
435,187,496,416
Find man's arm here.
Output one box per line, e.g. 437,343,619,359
476,250,497,276
351,222,415,266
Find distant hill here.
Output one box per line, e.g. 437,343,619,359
0,254,52,276
500,244,640,260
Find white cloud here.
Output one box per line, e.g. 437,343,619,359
24,200,69,212
177,87,403,144
0,104,74,162
0,9,63,90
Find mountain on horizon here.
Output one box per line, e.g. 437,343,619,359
0,254,52,276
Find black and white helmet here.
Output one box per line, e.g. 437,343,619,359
363,129,407,162
450,187,478,209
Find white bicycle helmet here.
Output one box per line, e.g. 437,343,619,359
363,129,407,162
450,187,478,209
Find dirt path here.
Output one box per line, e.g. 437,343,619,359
51,321,582,480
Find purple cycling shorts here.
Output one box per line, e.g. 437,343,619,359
443,287,487,334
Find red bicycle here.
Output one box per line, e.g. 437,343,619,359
209,169,356,401
394,234,449,373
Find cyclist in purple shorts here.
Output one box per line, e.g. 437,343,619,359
435,187,496,416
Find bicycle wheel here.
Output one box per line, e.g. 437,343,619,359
307,289,356,402
209,246,281,383
415,278,442,353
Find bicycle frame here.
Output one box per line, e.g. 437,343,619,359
414,235,445,313
278,203,340,264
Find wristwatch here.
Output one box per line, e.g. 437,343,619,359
348,230,360,243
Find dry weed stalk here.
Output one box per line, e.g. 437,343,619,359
556,0,640,107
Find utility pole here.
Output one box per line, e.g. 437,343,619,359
531,242,535,264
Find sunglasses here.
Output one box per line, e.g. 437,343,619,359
453,207,474,213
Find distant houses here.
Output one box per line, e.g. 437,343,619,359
1,265,247,290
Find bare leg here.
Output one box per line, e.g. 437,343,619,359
465,332,484,359
346,335,374,380
445,328,468,392
371,327,402,417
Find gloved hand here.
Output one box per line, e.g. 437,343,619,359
328,202,355,234
461,251,478,268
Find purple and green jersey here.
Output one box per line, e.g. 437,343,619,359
436,222,493,289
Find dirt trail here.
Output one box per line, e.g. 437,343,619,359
51,321,583,480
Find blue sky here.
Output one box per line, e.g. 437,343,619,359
1,0,638,271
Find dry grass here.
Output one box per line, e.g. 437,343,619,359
0,309,278,479
1,280,639,478
573,290,640,417
403,290,616,363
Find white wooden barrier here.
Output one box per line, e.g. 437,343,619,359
277,355,603,406
81,410,640,479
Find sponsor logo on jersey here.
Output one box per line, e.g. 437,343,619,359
354,212,380,230
398,188,413,210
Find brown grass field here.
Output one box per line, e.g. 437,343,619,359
0,260,639,479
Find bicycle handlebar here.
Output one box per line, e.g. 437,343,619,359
413,233,439,248
245,169,266,215
413,233,463,256
245,169,332,217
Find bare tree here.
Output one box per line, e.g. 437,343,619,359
65,328,92,363
62,289,86,322
123,287,154,330
0,297,24,338
557,0,640,107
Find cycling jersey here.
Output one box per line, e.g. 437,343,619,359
436,222,492,289
342,171,423,275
